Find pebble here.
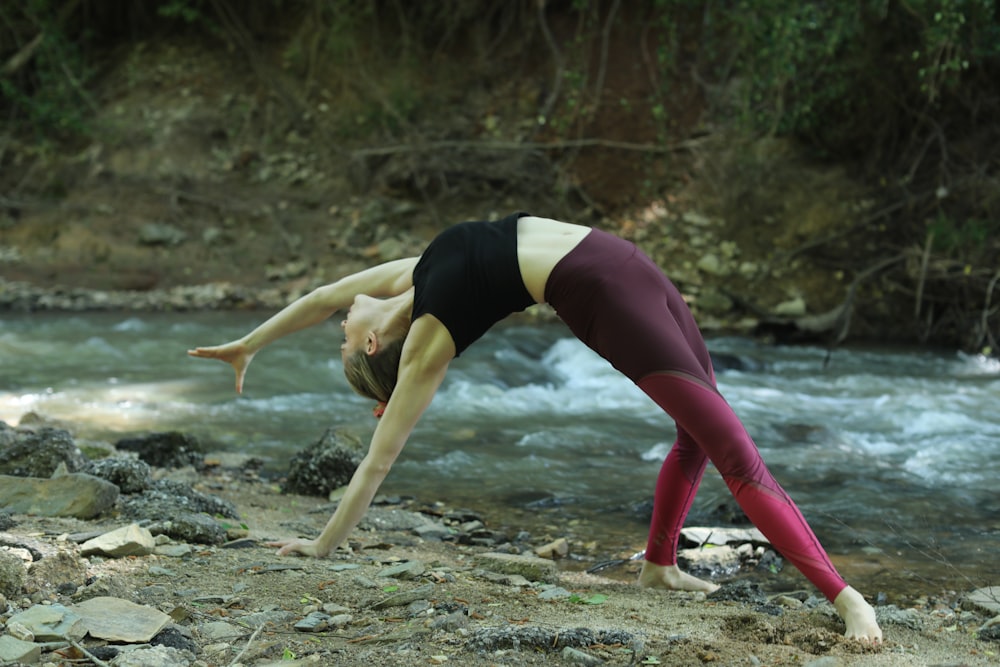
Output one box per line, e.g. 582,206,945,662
371,583,436,610
534,537,569,559
376,560,425,580
474,552,558,583
197,620,244,641
537,586,573,601
561,646,602,666
294,611,332,632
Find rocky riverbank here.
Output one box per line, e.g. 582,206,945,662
1,419,999,666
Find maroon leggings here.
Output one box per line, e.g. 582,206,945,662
544,228,847,601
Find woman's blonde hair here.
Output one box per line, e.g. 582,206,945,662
343,338,405,403
342,320,409,403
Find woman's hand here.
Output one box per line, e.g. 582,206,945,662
264,537,329,558
187,340,256,393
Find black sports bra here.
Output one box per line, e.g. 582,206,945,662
411,212,535,356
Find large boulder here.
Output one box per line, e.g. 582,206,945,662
116,479,238,545
0,427,86,477
114,431,205,469
0,472,119,519
83,457,153,494
282,428,364,497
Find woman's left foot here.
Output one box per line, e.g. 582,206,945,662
637,561,719,593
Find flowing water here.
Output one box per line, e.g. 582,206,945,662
2,311,998,599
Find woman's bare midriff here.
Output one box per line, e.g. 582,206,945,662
516,216,592,303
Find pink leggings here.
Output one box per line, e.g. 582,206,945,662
639,372,846,601
545,228,848,602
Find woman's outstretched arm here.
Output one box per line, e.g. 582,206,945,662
187,257,419,392
266,317,454,557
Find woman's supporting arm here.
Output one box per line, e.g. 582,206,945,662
268,316,454,557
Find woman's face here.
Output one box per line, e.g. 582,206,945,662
340,295,381,361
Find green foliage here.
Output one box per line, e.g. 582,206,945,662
0,0,94,138
719,0,868,135
928,214,1000,254
156,0,206,24
691,0,1000,138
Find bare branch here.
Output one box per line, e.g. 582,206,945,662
352,136,707,158
1,32,44,77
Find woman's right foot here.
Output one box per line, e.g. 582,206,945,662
833,586,883,644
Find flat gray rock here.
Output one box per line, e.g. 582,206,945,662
7,603,86,641
71,596,171,642
967,587,1000,615
0,635,41,665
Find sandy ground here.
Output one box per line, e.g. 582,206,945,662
4,467,996,667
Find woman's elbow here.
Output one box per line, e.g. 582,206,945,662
360,454,395,479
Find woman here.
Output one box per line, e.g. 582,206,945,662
188,212,882,643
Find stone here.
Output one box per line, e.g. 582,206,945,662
7,603,87,641
474,552,559,583
874,604,923,630
328,613,352,628
534,538,569,559
72,596,172,642
538,586,572,601
376,560,425,580
0,427,85,477
803,658,843,667
26,549,89,593
196,620,244,642
363,507,443,532
151,626,198,654
413,523,453,540
282,428,363,497
476,571,532,587
81,524,155,557
154,543,194,558
561,646,603,666
0,473,119,519
680,526,768,548
83,457,152,493
0,549,26,597
5,620,34,641
372,583,436,610
138,222,187,246
294,611,332,632
774,296,807,317
237,610,297,629
146,512,228,545
0,635,41,665
115,431,204,469
966,587,1000,615
109,644,193,667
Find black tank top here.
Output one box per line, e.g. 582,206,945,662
412,212,535,356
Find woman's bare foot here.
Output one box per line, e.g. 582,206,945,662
637,561,720,593
833,586,883,643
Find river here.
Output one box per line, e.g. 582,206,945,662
2,311,998,600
